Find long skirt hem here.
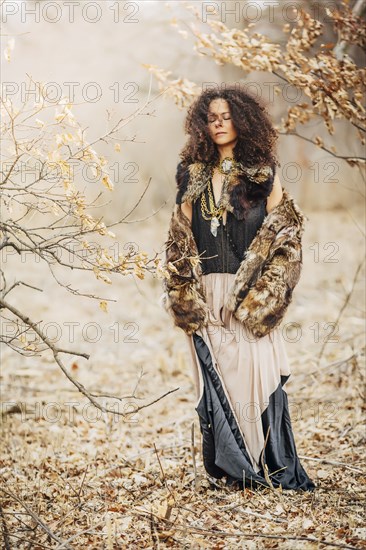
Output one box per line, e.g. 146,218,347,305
186,272,316,492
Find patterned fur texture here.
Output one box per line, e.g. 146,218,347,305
163,203,210,335
225,189,305,338
177,161,275,220
163,180,306,337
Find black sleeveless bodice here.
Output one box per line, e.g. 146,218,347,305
191,185,267,275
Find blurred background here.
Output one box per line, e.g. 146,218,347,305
3,0,364,215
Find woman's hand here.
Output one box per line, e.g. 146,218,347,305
181,201,192,224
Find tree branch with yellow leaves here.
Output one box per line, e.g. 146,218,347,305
0,74,175,415
144,1,365,168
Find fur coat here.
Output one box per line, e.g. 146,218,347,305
162,162,306,339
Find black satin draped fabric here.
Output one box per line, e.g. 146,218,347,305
193,333,316,492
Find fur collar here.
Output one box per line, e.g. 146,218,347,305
179,161,275,220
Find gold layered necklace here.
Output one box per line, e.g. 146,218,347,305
200,176,225,237
200,157,238,237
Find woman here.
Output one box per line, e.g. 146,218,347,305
162,86,315,492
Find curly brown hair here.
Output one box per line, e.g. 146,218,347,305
179,85,279,170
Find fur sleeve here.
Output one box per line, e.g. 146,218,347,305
226,226,303,338
175,162,190,205
162,204,210,335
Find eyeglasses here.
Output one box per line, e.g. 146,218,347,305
207,113,232,125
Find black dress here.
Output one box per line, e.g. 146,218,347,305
183,182,316,491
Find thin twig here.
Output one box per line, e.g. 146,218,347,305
218,503,287,523
132,509,359,549
149,505,161,550
54,523,104,549
298,455,364,473
0,297,179,416
295,349,362,386
191,421,199,492
0,503,11,550
318,259,365,361
5,532,53,549
153,443,177,515
0,487,72,549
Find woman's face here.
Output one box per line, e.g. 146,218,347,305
206,98,238,148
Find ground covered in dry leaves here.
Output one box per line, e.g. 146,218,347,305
1,204,365,549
